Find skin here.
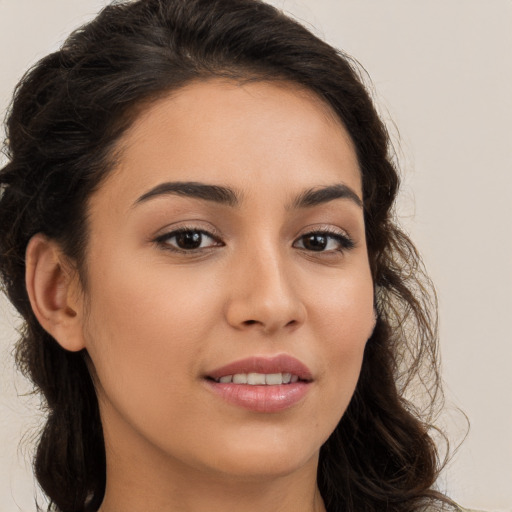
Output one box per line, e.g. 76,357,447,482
26,79,375,512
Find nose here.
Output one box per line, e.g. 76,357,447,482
224,245,307,335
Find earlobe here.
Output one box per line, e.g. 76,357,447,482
25,234,85,352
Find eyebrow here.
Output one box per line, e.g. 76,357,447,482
133,180,362,210
290,184,363,209
134,181,240,207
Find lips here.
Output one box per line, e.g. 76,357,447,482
206,354,313,382
204,354,313,413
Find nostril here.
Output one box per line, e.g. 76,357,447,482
241,318,298,330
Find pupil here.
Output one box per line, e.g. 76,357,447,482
176,231,202,249
304,234,327,251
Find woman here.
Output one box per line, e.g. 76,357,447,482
0,0,459,511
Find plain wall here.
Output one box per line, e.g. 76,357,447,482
1,1,511,511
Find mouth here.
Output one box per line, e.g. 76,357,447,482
206,354,313,382
204,354,313,413
209,372,302,385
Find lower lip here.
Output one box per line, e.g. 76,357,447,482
204,380,311,413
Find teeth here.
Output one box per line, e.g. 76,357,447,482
247,372,266,385
232,373,247,384
265,373,283,385
215,372,301,385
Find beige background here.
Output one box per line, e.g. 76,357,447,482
1,1,511,511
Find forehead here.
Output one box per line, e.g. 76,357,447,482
94,79,362,210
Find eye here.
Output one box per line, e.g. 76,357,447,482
293,230,354,253
155,228,223,252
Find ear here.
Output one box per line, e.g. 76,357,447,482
25,234,86,352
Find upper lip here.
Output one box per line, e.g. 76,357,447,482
206,354,313,381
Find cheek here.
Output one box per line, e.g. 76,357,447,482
81,253,221,404
309,262,375,343
307,268,374,412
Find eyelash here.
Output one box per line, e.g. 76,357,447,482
293,228,355,253
154,227,355,254
154,227,224,253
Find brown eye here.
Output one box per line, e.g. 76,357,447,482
301,234,328,251
156,229,222,252
175,231,203,250
294,231,355,253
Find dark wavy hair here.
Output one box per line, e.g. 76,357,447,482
0,1,456,511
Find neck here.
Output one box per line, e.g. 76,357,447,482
98,454,326,512
99,468,326,512
97,407,326,512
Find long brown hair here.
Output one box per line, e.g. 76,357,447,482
0,1,454,510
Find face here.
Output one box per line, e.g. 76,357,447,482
79,80,375,482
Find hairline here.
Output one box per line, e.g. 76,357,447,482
75,74,362,292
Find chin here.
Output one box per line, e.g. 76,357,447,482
195,426,324,480
209,453,318,482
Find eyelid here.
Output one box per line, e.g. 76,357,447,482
152,220,222,240
153,224,224,253
293,225,355,252
151,222,355,255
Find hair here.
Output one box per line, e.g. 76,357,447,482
0,1,456,511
